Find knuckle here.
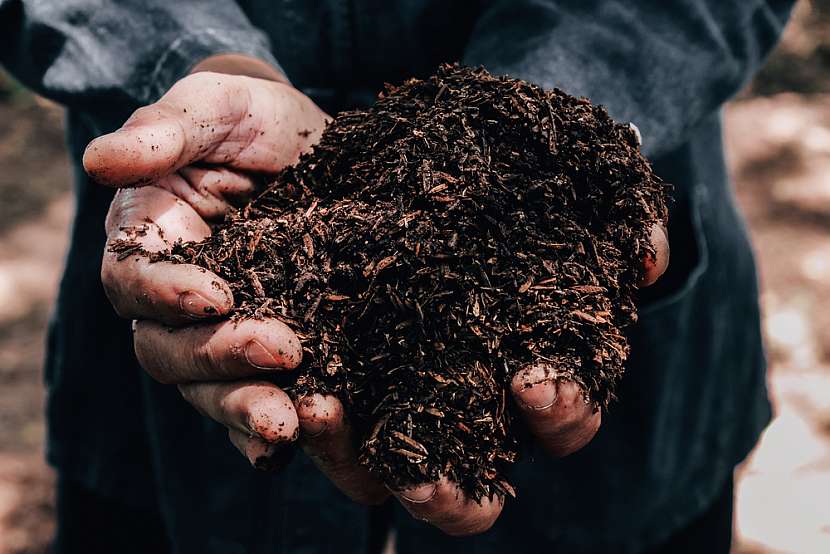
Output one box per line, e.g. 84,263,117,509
134,333,179,385
131,104,158,120
217,388,240,425
195,339,222,378
239,401,259,434
182,71,222,89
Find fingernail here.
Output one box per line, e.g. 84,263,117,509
245,340,281,369
302,418,327,438
513,366,558,410
178,290,219,319
298,397,328,438
517,380,557,410
398,483,437,504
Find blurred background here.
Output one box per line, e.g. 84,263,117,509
0,1,828,552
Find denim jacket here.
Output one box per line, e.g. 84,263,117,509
1,1,793,552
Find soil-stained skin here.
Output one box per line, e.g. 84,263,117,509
110,64,668,501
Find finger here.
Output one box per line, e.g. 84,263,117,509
102,186,233,325
393,477,504,537
156,167,256,221
638,222,670,287
296,394,389,505
227,428,296,471
511,364,601,457
178,166,258,217
178,380,298,443
134,318,302,384
83,72,326,187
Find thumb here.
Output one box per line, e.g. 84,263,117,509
83,72,325,187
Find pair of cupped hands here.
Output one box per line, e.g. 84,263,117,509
86,55,669,536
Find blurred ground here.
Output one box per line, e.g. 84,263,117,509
727,95,830,554
0,2,828,552
0,85,69,552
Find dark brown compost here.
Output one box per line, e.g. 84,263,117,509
111,64,668,500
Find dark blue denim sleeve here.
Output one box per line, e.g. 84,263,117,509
0,0,282,111
463,0,794,158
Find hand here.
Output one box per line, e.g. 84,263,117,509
510,223,670,455
381,224,670,536
91,55,670,536
91,58,385,503
275,226,670,537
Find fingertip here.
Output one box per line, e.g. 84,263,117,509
551,379,587,409
82,129,147,186
246,391,299,444
196,274,234,312
177,280,234,320
82,137,106,182
397,482,438,504
511,364,559,411
228,428,275,464
395,478,504,536
297,394,344,438
243,319,303,370
295,393,389,505
510,367,600,457
228,428,297,472
82,118,185,187
639,223,669,287
111,258,233,324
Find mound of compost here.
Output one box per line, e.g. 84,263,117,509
111,64,667,500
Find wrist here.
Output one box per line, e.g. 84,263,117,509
190,53,290,85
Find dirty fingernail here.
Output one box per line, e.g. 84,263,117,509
245,340,281,369
178,290,219,318
513,366,558,410
298,397,329,437
398,483,437,504
302,419,327,438
516,380,557,410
